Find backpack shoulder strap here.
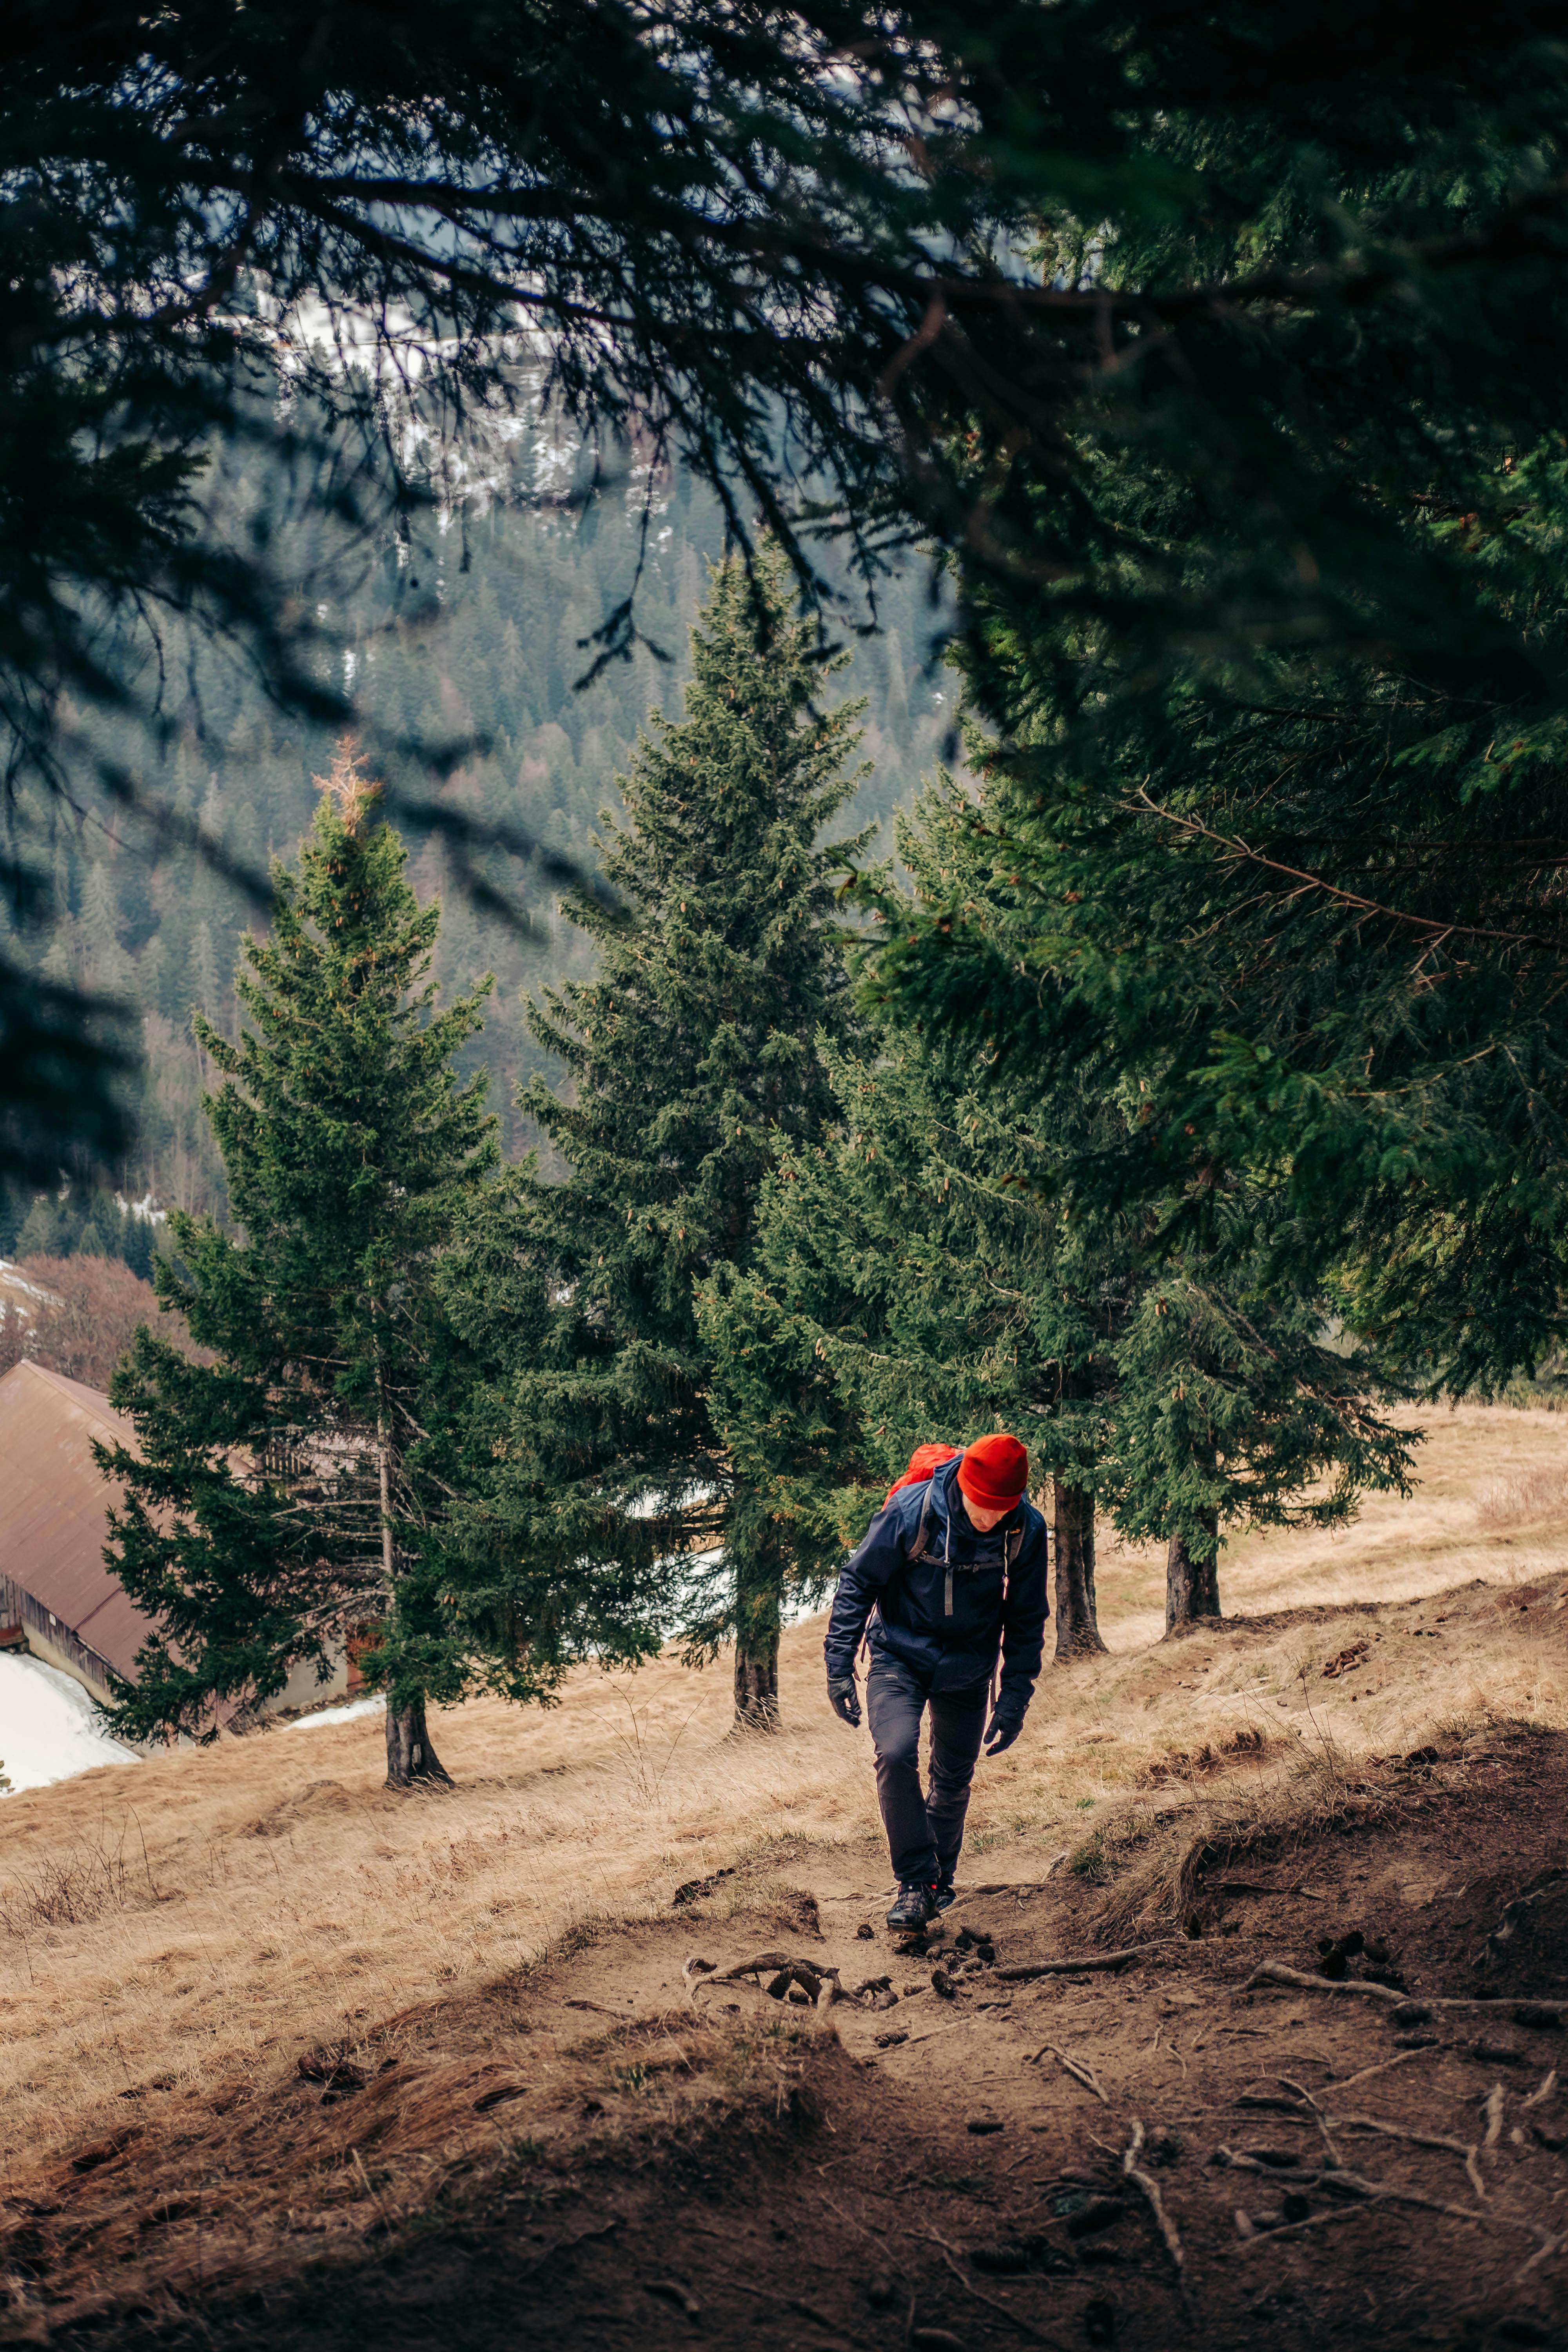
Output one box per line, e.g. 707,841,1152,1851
907,1481,936,1564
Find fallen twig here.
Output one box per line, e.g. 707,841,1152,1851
873,2018,976,2054
905,2226,1066,2347
947,1862,1068,1907
1521,2069,1558,2111
1133,2026,1189,2078
1241,2206,1368,2249
1122,2119,1184,2274
1242,1965,1407,2008
1515,2233,1563,2286
1220,2152,1541,2237
1483,2083,1506,2156
997,1942,1181,1983
1278,2075,1345,2171
1330,2049,1436,2096
1027,2044,1110,2105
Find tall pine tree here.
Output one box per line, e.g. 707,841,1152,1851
98,746,563,1785
456,549,869,1724
719,776,1417,1641
699,1009,1120,1659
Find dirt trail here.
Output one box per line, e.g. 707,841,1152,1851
10,1722,1567,2352
7,1407,1566,2194
7,1418,1568,2352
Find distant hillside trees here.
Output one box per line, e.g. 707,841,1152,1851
1,461,946,1231
2,1182,160,1280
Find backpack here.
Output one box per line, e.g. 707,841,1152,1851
882,1443,1024,1617
882,1442,959,1508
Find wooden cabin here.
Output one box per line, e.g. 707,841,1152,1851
0,1358,348,1715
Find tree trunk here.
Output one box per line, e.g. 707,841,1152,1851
733,1636,780,1729
385,1696,454,1789
731,1512,783,1730
373,1313,454,1790
1051,1478,1107,1658
1165,1510,1222,1635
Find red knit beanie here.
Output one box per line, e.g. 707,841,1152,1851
957,1432,1029,1512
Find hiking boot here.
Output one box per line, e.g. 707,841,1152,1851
933,1875,957,1913
886,1879,938,1930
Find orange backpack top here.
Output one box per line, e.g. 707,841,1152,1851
882,1443,960,1508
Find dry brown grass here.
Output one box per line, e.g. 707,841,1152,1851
1099,1398,1568,1639
3,1401,1567,2218
1474,1459,1568,1529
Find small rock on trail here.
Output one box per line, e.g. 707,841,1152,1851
646,2279,701,2319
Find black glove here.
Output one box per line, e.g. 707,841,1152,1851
827,1674,862,1728
984,1703,1025,1757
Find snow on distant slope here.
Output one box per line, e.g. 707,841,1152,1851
285,1695,385,1731
0,1654,138,1794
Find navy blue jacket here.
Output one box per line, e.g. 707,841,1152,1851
823,1457,1049,1704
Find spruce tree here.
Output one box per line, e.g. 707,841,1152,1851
855,42,1568,1402
98,746,546,1786
699,766,1121,1660
700,1010,1120,1659
457,548,869,1724
724,779,1417,1641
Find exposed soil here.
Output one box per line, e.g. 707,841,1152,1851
9,1728,1566,2352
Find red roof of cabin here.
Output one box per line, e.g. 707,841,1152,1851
0,1358,155,1680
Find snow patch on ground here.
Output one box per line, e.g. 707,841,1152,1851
284,1695,386,1732
0,1653,138,1794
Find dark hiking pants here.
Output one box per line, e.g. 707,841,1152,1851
866,1652,989,1886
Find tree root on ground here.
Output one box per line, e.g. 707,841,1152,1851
683,1949,844,2008
1242,1962,1562,2023
1121,2119,1185,2274
996,1942,1181,1982
1217,2148,1553,2248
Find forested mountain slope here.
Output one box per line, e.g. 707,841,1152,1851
2,455,946,1240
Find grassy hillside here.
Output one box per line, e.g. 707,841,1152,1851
3,1404,1564,2218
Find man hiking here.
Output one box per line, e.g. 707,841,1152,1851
824,1433,1049,1929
